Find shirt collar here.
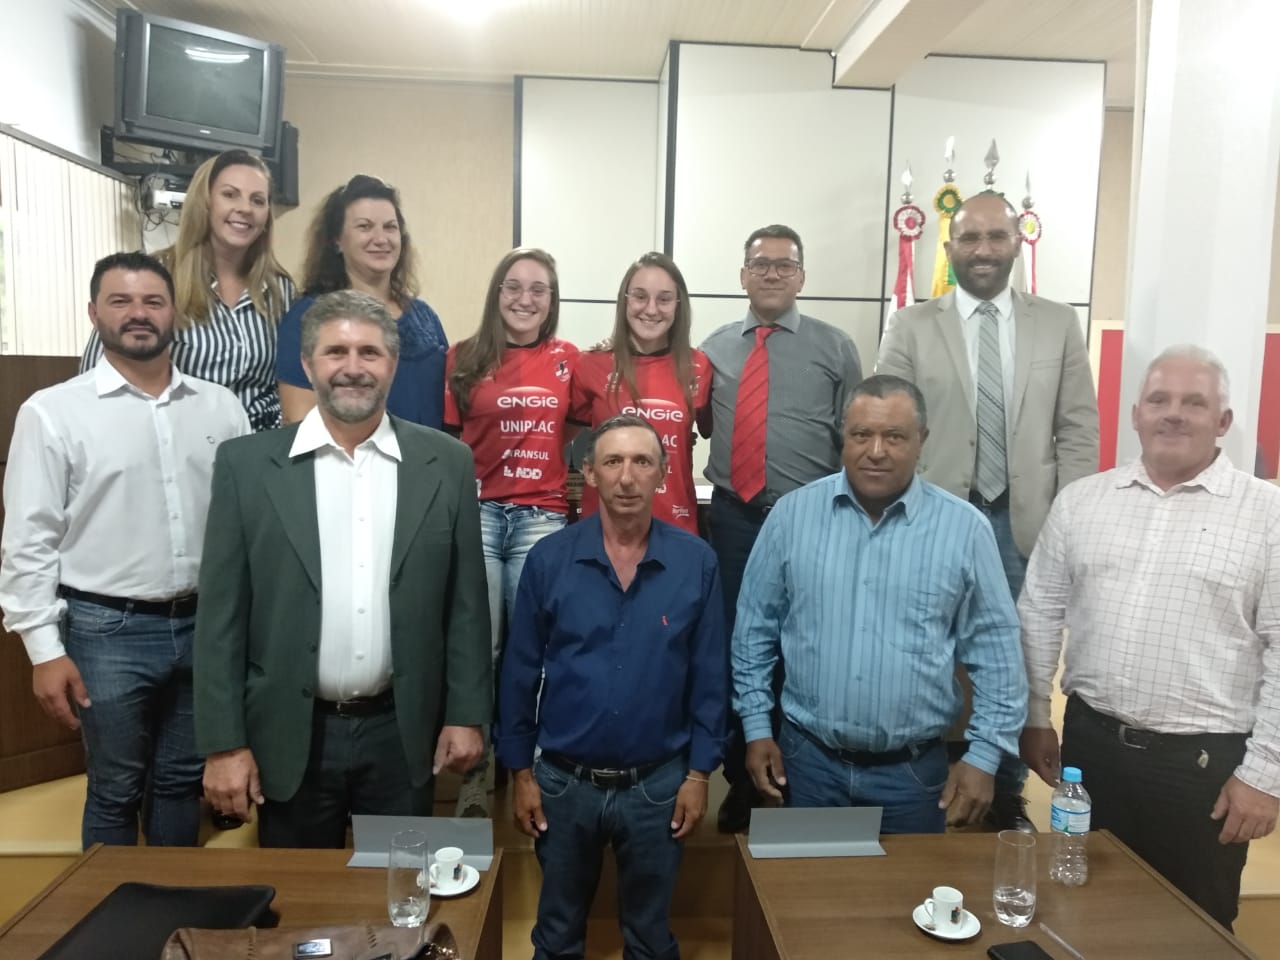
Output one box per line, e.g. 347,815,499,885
570,513,669,571
1114,450,1235,497
954,284,1014,322
93,355,188,400
834,470,922,522
744,303,800,336
289,407,402,462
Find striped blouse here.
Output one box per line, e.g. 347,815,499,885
80,275,295,432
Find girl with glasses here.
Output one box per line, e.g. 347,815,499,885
570,252,709,534
445,248,579,818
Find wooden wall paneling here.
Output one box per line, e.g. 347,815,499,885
0,356,85,792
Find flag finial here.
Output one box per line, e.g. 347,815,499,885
983,139,1000,187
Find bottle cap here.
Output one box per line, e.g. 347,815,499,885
1062,766,1082,783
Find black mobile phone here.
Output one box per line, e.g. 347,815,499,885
987,941,1055,960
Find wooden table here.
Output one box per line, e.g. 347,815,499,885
0,845,503,960
733,832,1258,959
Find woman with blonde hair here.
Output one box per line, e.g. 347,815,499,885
445,247,578,817
80,149,294,431
275,174,448,426
570,251,709,534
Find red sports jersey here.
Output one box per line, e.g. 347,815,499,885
445,338,578,512
570,349,710,534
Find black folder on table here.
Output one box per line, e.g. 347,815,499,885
36,881,276,960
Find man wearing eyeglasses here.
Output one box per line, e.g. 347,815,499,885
699,224,863,832
876,191,1098,831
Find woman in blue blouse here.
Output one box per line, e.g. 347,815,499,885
276,175,447,427
81,150,294,431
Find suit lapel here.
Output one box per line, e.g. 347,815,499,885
934,292,976,418
264,435,322,591
1010,290,1036,424
390,420,443,580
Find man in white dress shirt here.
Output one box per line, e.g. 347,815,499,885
0,252,249,847
196,291,491,848
1020,345,1280,930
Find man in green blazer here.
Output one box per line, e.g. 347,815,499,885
195,290,491,847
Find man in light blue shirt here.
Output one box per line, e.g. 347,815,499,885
732,374,1026,831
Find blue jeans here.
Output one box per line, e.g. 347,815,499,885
532,755,685,960
779,719,948,834
968,500,1029,797
62,598,202,848
479,502,566,668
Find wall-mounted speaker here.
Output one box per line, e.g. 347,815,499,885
267,121,299,208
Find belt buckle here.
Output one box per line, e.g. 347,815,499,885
333,700,358,718
1117,723,1149,749
589,768,626,788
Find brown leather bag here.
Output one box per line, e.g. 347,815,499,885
160,921,457,960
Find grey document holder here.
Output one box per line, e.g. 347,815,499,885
347,815,494,870
746,806,886,858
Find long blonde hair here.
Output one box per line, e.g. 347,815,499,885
161,150,291,328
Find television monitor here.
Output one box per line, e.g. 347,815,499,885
114,9,285,154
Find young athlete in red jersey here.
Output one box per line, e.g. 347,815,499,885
444,247,578,818
570,252,709,534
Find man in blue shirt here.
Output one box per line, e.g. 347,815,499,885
733,375,1026,832
496,414,728,960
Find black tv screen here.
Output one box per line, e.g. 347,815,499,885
115,10,284,153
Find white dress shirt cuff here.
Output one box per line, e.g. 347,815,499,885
1026,698,1054,729
23,623,68,665
1235,753,1280,800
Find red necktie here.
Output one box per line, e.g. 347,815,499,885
730,324,779,503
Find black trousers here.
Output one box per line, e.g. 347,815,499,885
1061,695,1249,930
257,707,433,848
708,489,782,787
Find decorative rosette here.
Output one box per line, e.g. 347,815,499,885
893,204,926,239
1018,209,1042,245
934,185,962,216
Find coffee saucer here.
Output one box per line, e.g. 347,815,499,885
430,863,480,898
911,902,981,940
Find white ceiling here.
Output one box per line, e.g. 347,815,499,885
96,0,1138,107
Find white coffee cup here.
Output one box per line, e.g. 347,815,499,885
923,885,965,934
430,846,465,890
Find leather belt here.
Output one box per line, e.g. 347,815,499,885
968,489,1010,510
542,752,672,788
791,720,940,767
712,486,774,521
314,689,395,717
59,585,197,619
1068,695,1248,752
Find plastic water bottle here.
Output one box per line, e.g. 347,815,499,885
1049,766,1091,886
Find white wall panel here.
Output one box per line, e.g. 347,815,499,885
519,78,659,301
887,56,1105,308
670,44,892,299
0,130,140,356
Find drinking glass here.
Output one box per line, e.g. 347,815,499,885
993,829,1037,927
388,829,429,927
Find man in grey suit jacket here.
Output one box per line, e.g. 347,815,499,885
876,192,1098,830
196,291,491,848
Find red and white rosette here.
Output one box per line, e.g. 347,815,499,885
1018,209,1042,293
892,203,926,308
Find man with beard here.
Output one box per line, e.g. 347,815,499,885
0,252,248,847
195,290,491,847
876,192,1098,831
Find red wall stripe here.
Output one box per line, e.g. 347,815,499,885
1097,329,1124,470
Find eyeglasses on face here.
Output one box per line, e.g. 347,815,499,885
499,280,553,300
744,257,802,278
625,289,679,309
950,230,1016,250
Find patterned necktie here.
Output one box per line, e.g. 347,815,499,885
974,301,1008,501
730,324,779,503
